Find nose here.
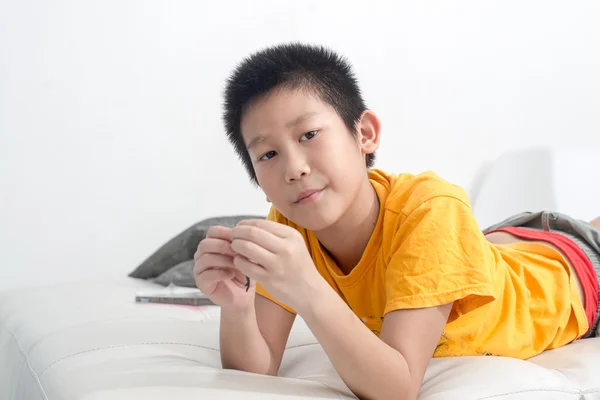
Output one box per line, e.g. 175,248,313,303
284,150,311,183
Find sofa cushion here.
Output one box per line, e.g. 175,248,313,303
1,279,599,400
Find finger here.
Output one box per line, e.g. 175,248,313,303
194,253,235,273
231,238,275,268
230,267,249,286
196,269,235,295
230,225,283,253
233,254,267,281
236,219,291,238
206,226,233,240
197,266,247,289
195,238,236,260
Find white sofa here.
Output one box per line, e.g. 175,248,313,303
1,148,599,400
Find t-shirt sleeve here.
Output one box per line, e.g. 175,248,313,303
384,195,496,316
254,206,297,314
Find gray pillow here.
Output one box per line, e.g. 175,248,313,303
152,259,196,287
129,215,265,280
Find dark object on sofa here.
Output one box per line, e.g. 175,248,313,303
152,259,196,287
129,215,265,281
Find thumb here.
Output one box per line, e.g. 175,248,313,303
198,269,235,295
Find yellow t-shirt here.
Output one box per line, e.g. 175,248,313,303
256,169,588,359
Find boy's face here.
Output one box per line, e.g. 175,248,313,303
240,88,378,231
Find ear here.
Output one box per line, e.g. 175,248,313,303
355,110,381,156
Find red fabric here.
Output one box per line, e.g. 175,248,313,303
487,227,599,338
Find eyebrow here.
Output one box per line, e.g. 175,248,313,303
245,112,319,151
285,111,318,128
246,135,265,151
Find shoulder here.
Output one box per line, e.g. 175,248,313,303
372,170,481,257
380,171,496,312
370,169,471,217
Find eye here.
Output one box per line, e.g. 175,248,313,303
258,151,277,161
299,130,318,142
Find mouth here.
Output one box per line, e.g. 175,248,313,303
295,188,324,204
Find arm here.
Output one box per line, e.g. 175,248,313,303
302,195,493,399
229,219,454,399
298,279,452,400
193,225,296,376
220,294,296,376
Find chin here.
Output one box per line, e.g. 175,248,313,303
291,209,341,232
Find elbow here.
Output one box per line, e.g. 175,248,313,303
374,385,419,400
386,380,420,400
220,358,243,373
220,360,268,376
354,371,419,400
220,355,258,375
361,386,418,400
220,353,278,377
387,371,420,400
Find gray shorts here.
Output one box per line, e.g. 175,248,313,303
483,211,600,338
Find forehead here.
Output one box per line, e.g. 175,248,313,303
240,88,335,141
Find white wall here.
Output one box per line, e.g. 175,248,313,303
1,0,599,291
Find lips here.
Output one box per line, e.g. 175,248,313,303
295,188,323,204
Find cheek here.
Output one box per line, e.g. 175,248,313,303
322,143,366,196
256,173,282,199
322,138,363,172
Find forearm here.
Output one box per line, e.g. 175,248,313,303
297,283,415,400
220,306,276,375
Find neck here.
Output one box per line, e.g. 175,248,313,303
314,177,380,275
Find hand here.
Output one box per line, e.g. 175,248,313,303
229,219,325,312
194,226,255,312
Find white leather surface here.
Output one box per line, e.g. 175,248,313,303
1,278,599,400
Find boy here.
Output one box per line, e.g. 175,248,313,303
194,43,600,400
